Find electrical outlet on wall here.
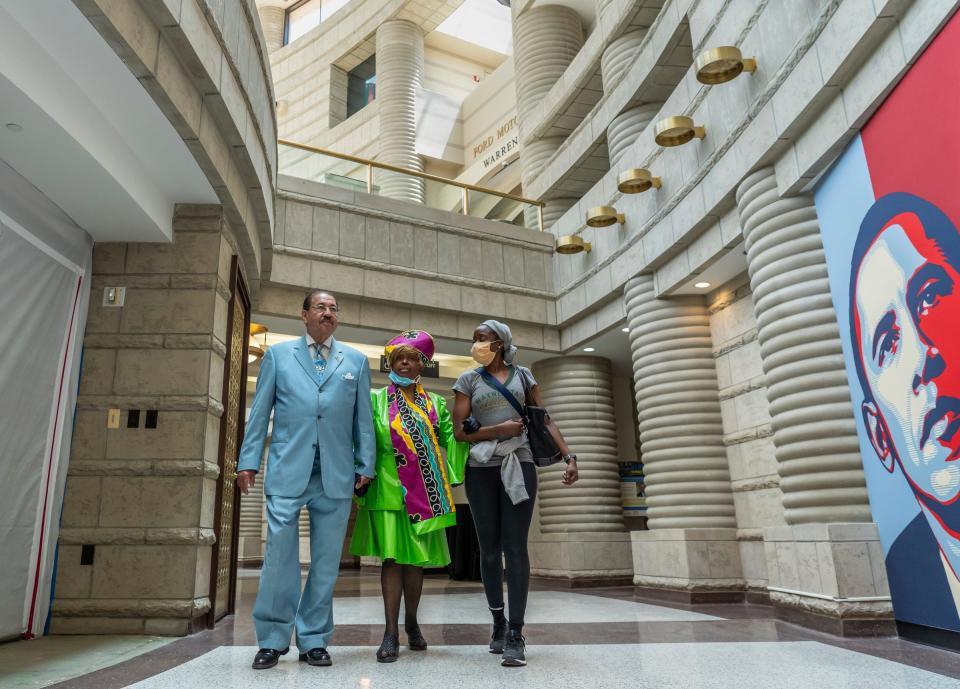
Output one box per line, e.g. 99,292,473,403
102,286,125,307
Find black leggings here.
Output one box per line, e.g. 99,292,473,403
465,462,538,627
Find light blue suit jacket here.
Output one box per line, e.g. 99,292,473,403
238,335,376,498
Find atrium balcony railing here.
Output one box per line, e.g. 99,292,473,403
278,139,545,232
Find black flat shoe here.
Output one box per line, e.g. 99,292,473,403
501,629,526,667
489,619,507,654
252,647,288,670
405,622,427,651
298,647,332,666
376,633,400,663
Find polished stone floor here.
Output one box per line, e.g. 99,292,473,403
6,569,960,688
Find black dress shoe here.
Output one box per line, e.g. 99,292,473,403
299,648,332,666
405,622,427,651
252,647,288,670
376,633,399,663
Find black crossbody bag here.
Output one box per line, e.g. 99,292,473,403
477,367,563,467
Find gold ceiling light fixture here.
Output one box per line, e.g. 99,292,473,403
586,206,625,228
618,168,662,194
248,322,268,363
556,235,592,255
695,46,757,85
654,116,706,147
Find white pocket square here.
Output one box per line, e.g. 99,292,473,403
342,372,356,380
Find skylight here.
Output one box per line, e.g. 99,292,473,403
436,0,513,55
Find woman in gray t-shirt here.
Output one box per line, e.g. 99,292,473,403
451,319,578,668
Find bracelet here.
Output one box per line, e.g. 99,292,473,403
562,453,577,464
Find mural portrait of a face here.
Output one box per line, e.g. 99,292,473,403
849,193,960,512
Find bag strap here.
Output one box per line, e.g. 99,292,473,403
477,367,526,418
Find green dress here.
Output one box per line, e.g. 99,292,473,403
350,388,468,567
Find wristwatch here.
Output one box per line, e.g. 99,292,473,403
562,453,577,464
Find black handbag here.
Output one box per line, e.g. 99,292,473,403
477,367,564,467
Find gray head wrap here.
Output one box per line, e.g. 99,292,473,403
481,319,518,364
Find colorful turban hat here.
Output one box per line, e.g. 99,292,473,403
384,329,435,363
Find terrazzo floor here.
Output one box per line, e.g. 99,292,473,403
9,569,960,688
120,642,959,689
0,635,174,689
330,590,721,625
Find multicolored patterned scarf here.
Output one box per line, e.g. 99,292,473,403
388,384,456,534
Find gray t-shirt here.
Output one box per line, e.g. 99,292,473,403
453,365,537,467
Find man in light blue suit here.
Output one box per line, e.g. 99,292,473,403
236,289,375,670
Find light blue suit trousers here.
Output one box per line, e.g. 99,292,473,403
253,451,351,651
238,336,375,651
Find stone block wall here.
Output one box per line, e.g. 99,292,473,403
53,205,238,635
764,523,893,636
261,175,561,350
708,273,784,598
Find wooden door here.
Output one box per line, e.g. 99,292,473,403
208,256,250,624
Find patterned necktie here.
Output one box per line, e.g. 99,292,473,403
313,343,326,373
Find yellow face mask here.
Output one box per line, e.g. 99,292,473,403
470,340,498,366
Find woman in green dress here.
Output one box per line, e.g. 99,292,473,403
350,330,468,663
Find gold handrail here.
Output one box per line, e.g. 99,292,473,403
278,138,546,232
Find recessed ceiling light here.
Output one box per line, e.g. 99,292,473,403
694,281,711,289
621,327,629,332
583,347,596,352
5,123,23,132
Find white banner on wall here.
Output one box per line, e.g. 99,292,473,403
0,201,91,639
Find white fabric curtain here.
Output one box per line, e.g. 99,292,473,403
0,161,92,640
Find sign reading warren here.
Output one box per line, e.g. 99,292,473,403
472,115,519,169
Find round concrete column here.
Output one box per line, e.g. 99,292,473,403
524,196,579,231
520,136,577,230
376,20,425,203
607,103,661,166
600,30,645,93
532,356,624,532
624,276,736,529
256,3,286,53
521,136,567,190
513,5,582,211
601,31,658,166
596,0,617,20
735,168,870,524
513,6,583,129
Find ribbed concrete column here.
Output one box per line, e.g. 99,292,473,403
520,136,577,230
524,196,578,231
376,20,425,203
607,103,661,166
601,30,658,166
624,276,736,529
513,6,583,130
514,5,582,210
521,136,567,189
532,357,624,533
735,168,870,524
256,3,286,53
596,0,617,20
600,30,646,93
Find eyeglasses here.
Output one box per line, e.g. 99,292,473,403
309,305,339,314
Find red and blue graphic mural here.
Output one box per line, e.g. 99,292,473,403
814,11,960,634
